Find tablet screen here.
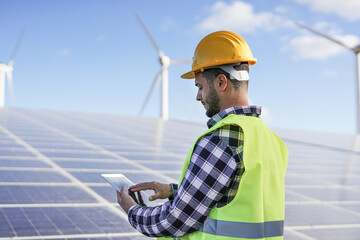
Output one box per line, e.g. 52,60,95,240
101,173,154,207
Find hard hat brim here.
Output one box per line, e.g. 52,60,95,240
180,70,195,79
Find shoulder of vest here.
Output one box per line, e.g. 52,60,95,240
210,115,262,130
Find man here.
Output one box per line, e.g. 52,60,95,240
117,31,288,240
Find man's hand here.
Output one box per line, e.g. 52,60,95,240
130,181,173,201
117,186,136,213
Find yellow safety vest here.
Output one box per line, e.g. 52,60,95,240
177,115,288,240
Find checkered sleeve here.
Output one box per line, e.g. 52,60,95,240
127,131,238,237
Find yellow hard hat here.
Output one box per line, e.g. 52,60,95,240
181,31,257,79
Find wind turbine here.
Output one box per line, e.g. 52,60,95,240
295,22,360,134
0,30,25,108
136,15,191,120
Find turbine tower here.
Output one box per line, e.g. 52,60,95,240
0,30,25,108
137,15,191,120
295,22,360,134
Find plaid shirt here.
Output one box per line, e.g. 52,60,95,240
128,106,262,237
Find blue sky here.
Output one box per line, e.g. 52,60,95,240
1,0,360,134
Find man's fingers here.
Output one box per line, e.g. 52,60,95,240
130,182,154,191
116,187,137,214
130,182,156,192
116,190,123,205
121,186,127,194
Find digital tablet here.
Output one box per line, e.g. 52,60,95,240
101,173,154,207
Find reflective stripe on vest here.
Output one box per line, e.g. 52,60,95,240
199,218,284,239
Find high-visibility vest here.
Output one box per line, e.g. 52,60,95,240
178,115,288,240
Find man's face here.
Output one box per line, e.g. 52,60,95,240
195,73,220,118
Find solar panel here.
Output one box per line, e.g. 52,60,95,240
0,107,359,239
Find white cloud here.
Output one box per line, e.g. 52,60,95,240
284,23,359,60
285,34,358,60
312,21,341,35
56,48,70,56
294,0,360,21
197,1,285,33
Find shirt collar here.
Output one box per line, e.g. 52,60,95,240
207,106,262,129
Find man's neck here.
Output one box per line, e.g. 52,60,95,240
219,97,249,112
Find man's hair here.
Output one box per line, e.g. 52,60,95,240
202,62,249,91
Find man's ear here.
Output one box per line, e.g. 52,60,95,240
215,74,228,92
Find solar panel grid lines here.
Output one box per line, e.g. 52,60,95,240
289,173,357,186
29,108,195,158
65,169,179,174
0,167,58,172
288,223,360,231
0,109,177,238
287,172,360,179
0,124,129,221
286,185,360,189
0,206,141,239
285,189,360,218
0,170,70,183
0,182,78,187
43,107,202,141
0,185,101,204
279,134,360,155
0,232,145,240
285,201,360,205
44,158,184,165
0,203,109,208
288,163,360,170
284,227,318,240
8,109,177,183
0,159,51,168
290,189,360,202
1,107,360,239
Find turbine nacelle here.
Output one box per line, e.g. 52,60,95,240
0,63,13,72
0,62,15,107
160,55,171,67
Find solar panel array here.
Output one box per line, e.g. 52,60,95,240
0,108,359,240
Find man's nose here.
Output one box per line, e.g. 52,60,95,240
196,91,201,101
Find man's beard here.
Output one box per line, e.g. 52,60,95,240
205,86,220,118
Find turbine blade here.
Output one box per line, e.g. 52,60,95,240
170,60,192,65
136,14,164,57
6,72,14,105
139,71,162,115
8,28,26,65
294,22,353,51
